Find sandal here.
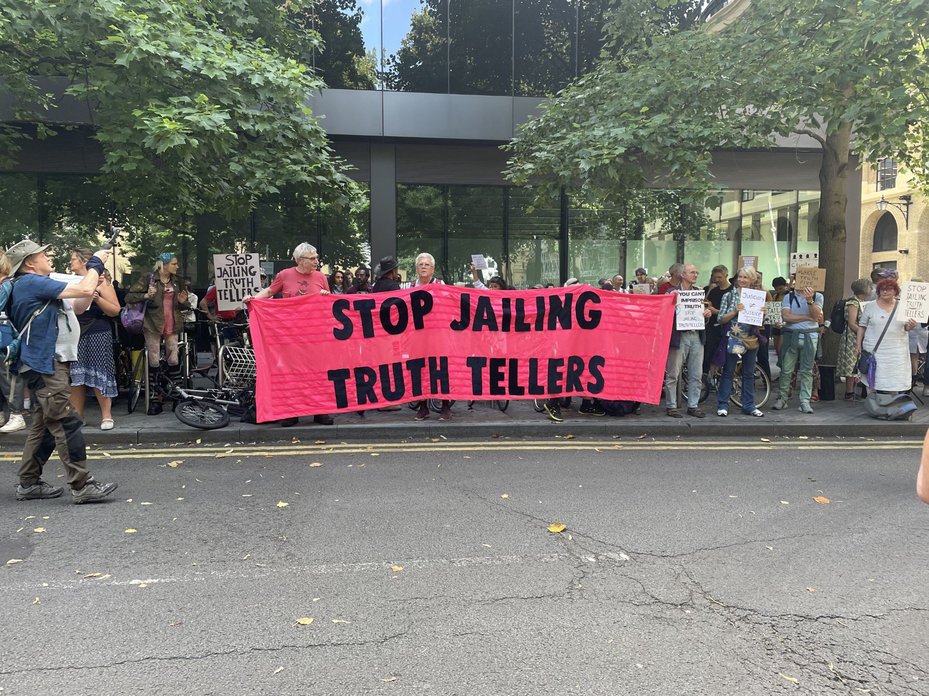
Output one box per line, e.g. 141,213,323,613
100,418,115,431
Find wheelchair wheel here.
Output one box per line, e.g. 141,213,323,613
174,398,230,430
533,399,545,413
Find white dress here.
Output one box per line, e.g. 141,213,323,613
858,300,911,392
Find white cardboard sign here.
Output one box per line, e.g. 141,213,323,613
737,288,767,327
213,253,262,312
902,281,929,322
675,290,707,331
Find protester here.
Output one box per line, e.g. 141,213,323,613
5,239,117,503
750,272,774,380
68,248,121,430
470,264,508,290
371,256,401,293
247,243,334,426
658,263,684,295
0,253,27,433
837,278,872,400
630,267,649,291
703,264,732,374
770,276,789,356
856,277,917,395
611,274,625,293
345,266,371,294
663,263,711,418
411,252,452,421
329,269,346,294
715,267,765,417
772,283,823,414
125,252,191,415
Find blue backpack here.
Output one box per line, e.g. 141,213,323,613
0,279,52,366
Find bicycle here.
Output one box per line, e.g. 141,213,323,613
467,399,509,412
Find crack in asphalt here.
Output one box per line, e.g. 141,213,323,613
0,630,410,677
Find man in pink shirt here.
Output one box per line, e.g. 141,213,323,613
246,242,333,426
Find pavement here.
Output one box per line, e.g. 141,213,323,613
3,387,927,447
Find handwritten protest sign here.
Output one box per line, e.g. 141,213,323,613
790,252,818,275
737,288,767,327
738,255,758,270
764,301,783,326
794,265,826,292
902,282,929,322
249,287,675,420
213,253,262,312
471,254,488,270
675,290,706,330
631,283,651,295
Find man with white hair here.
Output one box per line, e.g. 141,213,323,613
248,243,333,426
250,243,329,300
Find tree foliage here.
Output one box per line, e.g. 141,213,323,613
0,0,357,222
506,0,929,323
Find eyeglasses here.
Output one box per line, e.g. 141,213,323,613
299,256,318,262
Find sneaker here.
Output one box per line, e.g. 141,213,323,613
0,413,26,433
543,403,564,423
746,409,764,417
438,405,451,421
16,479,64,501
414,403,430,421
686,407,706,419
771,398,787,411
716,408,728,417
665,408,683,418
313,414,334,426
72,477,118,504
146,401,163,416
579,404,606,416
799,402,814,414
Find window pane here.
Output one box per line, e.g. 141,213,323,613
568,203,623,286
739,190,794,285
447,186,504,284
397,184,445,284
312,0,377,90
0,174,39,248
508,187,560,288
685,191,739,281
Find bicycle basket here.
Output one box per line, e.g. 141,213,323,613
219,345,256,387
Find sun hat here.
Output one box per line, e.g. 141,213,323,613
5,239,51,275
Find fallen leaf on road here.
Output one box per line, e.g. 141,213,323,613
563,434,576,440
101,451,112,458
276,501,289,508
291,437,300,444
760,438,771,442
547,522,567,534
390,565,404,573
33,527,46,533
308,462,322,468
6,559,23,566
332,619,351,624
83,572,102,578
381,676,399,683
140,502,152,506
273,667,284,675
167,460,183,468
125,529,138,534
195,438,201,444
295,617,314,626
500,494,509,499
32,597,40,605
806,587,816,592
636,434,647,440
314,440,326,445
798,435,809,440
780,501,789,505
813,496,830,504
370,453,379,456
778,673,798,683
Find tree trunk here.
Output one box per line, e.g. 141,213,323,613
817,122,852,366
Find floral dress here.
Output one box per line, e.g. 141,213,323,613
836,297,861,378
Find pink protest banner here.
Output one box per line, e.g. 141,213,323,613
248,285,675,421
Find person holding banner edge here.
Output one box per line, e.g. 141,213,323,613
246,242,334,427
411,252,452,421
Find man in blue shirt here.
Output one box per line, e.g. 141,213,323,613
772,284,824,414
6,239,118,504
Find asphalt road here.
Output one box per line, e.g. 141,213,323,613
1,436,928,695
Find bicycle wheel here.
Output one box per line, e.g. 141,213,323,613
174,398,230,430
730,363,771,409
494,399,509,412
533,399,545,413
429,398,454,413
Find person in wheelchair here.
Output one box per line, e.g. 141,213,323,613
125,252,190,415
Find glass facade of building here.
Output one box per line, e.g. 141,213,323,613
1,172,821,289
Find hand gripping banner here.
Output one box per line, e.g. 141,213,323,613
248,285,675,421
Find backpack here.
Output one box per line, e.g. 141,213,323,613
829,297,847,334
0,278,53,366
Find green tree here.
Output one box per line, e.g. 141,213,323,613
507,0,929,357
0,0,356,225
293,0,376,89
